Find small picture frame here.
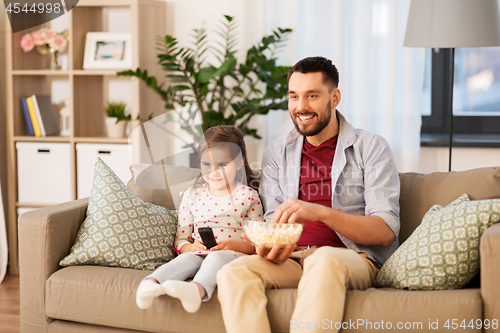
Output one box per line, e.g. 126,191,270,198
83,32,133,70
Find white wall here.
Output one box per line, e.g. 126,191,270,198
417,147,500,173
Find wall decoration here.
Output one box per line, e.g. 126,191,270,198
83,32,132,69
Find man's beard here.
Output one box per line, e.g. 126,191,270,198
291,101,332,137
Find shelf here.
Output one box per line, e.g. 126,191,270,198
74,137,130,144
73,70,129,76
14,136,130,144
12,70,71,76
14,136,71,142
77,0,164,6
11,70,131,76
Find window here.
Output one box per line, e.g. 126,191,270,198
420,47,500,147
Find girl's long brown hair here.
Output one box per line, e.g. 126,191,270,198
197,125,257,189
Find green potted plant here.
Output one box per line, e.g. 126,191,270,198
104,101,131,138
118,15,292,150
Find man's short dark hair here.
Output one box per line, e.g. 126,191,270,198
287,56,339,90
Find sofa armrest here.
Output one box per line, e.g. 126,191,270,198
19,198,88,332
480,222,500,332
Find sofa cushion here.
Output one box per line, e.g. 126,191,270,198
45,266,264,333
398,167,500,243
342,288,481,332
60,158,178,270
128,163,202,211
375,194,500,290
45,266,482,333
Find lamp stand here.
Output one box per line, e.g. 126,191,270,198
447,48,455,172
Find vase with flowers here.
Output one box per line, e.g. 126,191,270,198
20,28,69,70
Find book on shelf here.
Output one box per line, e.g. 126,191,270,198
20,97,34,136
31,95,60,136
31,95,46,137
25,96,42,137
21,95,61,137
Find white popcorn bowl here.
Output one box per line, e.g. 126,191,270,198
243,219,304,248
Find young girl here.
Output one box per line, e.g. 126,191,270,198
136,125,263,313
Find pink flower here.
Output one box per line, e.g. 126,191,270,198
50,34,67,51
31,30,47,46
43,29,56,43
20,34,34,53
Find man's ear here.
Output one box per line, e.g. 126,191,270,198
331,87,341,108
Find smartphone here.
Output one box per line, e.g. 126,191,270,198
198,227,218,249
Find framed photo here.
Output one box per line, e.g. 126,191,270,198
83,32,133,69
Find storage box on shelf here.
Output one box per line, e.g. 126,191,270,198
4,0,167,274
76,143,132,199
17,142,72,205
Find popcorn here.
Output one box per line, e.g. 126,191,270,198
244,220,303,248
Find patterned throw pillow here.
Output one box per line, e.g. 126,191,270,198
60,158,178,270
375,194,500,290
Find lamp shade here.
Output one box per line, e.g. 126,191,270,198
404,0,500,48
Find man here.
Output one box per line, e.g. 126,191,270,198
217,56,400,333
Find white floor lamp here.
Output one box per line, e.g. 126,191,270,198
404,0,500,172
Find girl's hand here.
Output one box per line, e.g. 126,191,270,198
180,241,207,253
211,240,255,255
191,241,207,252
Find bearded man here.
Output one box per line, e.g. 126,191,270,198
217,56,401,333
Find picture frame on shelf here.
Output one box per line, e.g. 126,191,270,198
83,32,133,69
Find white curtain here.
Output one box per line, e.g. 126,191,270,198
263,0,425,172
0,179,7,283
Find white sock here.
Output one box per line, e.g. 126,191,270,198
161,280,202,313
136,279,165,309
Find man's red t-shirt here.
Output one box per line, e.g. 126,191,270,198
296,135,346,248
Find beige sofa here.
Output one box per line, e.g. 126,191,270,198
18,166,500,333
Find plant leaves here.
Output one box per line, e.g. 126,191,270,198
121,14,293,144
166,74,188,83
213,58,237,78
197,67,217,83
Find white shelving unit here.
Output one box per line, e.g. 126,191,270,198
4,0,167,274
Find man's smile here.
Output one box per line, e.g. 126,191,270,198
296,113,317,123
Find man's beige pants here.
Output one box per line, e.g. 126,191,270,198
217,247,379,333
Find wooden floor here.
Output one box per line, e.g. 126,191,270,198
0,274,20,333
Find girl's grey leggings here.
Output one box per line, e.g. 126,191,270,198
147,251,237,301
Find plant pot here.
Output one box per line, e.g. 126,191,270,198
105,118,128,138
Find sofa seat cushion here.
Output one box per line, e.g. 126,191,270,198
46,266,482,333
46,266,227,333
47,266,288,333
342,288,482,332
